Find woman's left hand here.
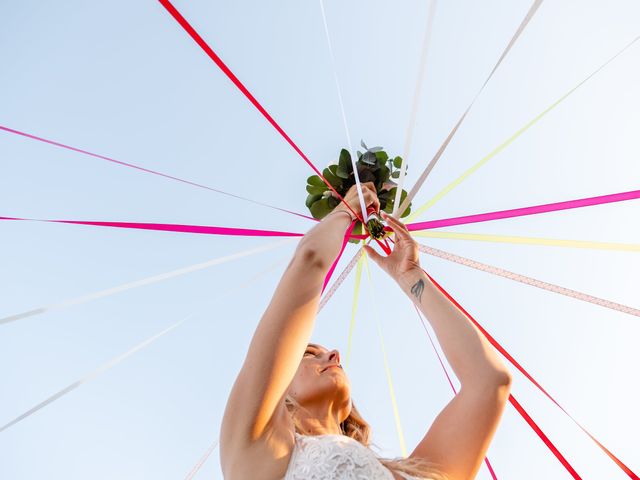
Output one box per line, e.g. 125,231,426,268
364,212,421,283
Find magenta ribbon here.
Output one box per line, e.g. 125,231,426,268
406,189,640,231
322,222,356,294
0,217,303,238
3,189,637,241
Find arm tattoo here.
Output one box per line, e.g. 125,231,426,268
410,279,425,302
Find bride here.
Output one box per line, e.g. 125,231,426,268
220,183,512,480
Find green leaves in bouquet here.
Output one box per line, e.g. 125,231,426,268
305,142,411,226
305,193,322,208
337,149,353,179
383,187,411,217
309,197,334,219
323,165,343,190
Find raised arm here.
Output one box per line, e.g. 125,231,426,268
220,184,378,475
365,213,512,480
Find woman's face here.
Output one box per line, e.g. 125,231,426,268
288,343,351,409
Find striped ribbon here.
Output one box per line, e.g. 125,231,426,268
318,248,363,312
0,125,314,221
424,274,637,479
407,34,640,222
411,230,640,252
0,239,295,326
397,0,544,216
417,243,640,318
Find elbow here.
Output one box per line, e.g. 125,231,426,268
294,240,329,271
493,368,513,389
466,367,512,394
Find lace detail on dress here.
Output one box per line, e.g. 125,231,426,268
283,433,424,480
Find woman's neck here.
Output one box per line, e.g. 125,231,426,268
294,403,343,436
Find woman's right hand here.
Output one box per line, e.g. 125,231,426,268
333,182,380,220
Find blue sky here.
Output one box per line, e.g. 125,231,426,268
1,0,639,478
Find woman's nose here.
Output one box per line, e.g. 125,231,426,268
328,349,341,364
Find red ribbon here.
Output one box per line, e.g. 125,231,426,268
158,0,362,224
425,273,638,479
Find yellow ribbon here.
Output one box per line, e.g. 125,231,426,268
363,253,408,457
345,255,364,369
406,35,640,222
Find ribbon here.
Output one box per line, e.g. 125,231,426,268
418,243,640,318
0,239,295,326
507,394,581,479
0,216,303,238
424,273,637,479
318,0,369,223
363,253,408,457
393,0,438,216
158,0,362,224
406,34,640,222
318,248,363,312
322,222,356,293
0,315,191,433
397,0,544,217
345,255,364,369
0,125,313,221
411,230,640,252
0,260,283,433
407,189,640,232
414,307,498,479
184,440,219,480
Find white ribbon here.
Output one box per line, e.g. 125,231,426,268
319,0,368,222
0,239,295,326
397,0,544,217
393,0,438,216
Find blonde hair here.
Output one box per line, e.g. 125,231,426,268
285,396,447,480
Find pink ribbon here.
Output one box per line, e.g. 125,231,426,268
0,124,314,221
0,216,303,238
322,222,356,293
407,189,640,231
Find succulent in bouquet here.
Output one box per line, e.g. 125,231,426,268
305,141,411,241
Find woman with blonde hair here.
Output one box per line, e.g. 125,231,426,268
220,183,512,480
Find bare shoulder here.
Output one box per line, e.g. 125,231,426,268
221,403,296,480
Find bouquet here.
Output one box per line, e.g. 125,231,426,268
305,141,411,240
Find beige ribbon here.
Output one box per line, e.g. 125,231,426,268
397,0,544,217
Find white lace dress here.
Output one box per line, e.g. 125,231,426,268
283,432,427,480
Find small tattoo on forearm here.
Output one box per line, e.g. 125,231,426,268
410,279,425,302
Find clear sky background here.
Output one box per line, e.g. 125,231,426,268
1,1,639,479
